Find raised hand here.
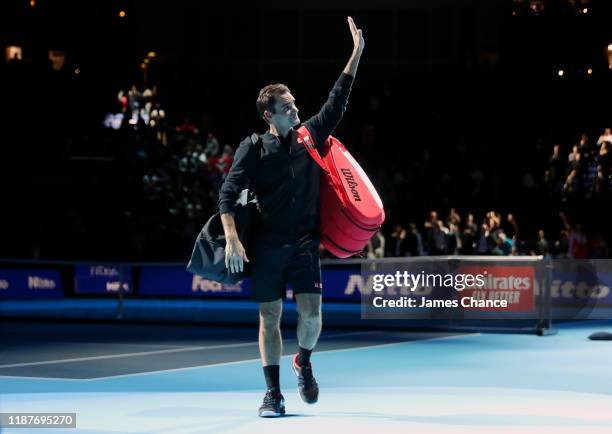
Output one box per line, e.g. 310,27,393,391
347,16,365,54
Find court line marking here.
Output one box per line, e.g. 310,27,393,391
0,344,255,369
0,333,478,382
0,330,383,369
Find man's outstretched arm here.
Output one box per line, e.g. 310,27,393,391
343,16,365,78
304,16,365,147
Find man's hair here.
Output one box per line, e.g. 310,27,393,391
256,83,291,121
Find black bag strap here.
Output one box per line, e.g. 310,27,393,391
236,133,262,205
250,133,262,150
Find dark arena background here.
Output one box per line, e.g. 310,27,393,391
1,1,612,433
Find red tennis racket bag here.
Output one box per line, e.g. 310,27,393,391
297,126,385,258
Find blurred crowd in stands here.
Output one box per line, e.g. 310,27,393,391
119,82,611,260
366,209,608,260
544,130,612,201
2,54,610,261
362,127,611,260
109,84,239,260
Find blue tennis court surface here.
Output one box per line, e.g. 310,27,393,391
1,320,612,433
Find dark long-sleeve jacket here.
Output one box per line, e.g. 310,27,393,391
218,72,354,239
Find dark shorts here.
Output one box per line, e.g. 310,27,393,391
249,232,322,303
